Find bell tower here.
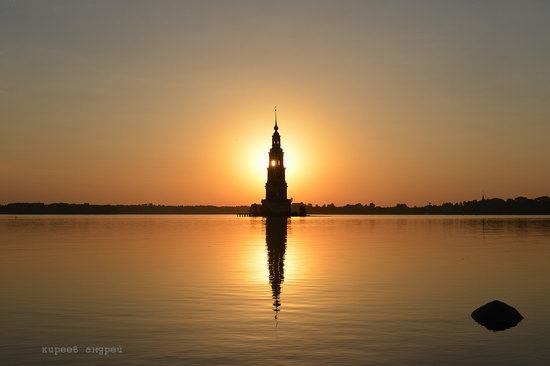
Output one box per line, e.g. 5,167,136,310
261,108,292,216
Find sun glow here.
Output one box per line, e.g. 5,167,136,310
229,113,323,205
250,144,302,182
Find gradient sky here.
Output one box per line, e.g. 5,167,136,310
1,0,550,206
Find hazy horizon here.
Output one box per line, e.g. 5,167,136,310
2,1,550,206
1,193,549,208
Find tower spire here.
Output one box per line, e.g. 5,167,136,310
274,106,278,131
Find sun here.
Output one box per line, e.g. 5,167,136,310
255,143,299,176
231,114,316,203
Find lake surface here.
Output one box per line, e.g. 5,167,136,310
1,215,550,365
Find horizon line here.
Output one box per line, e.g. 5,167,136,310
1,195,549,208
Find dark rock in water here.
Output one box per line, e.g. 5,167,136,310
471,300,524,331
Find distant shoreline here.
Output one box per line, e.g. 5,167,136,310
1,196,549,215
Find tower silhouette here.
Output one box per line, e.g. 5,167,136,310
261,108,292,216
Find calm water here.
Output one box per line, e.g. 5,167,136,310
1,215,550,365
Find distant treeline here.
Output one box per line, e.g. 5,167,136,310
292,196,550,215
1,196,549,215
0,203,250,215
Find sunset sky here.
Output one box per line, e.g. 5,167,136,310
1,1,550,206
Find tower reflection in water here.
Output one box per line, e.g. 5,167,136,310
265,217,288,319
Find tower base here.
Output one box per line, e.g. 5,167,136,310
261,198,292,216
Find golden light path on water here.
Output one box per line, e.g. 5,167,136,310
242,219,311,287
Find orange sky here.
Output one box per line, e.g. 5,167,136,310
1,1,550,206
